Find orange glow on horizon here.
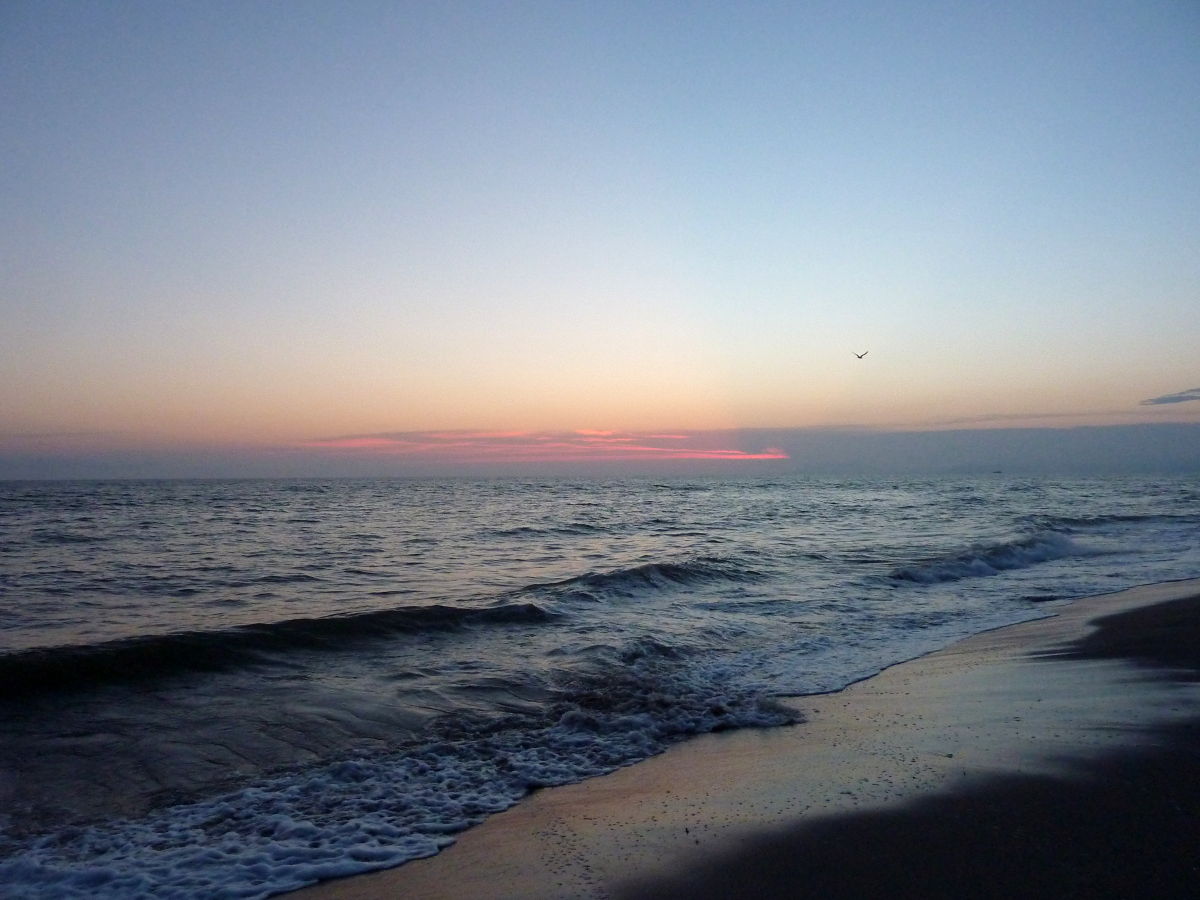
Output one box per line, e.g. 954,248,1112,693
423,430,533,440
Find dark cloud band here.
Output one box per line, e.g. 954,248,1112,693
1140,388,1200,406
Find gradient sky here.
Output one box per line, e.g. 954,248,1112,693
2,1,1198,474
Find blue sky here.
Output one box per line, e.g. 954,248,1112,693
2,0,1198,476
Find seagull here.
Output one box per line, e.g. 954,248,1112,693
854,350,869,359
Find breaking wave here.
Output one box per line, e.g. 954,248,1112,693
888,531,1088,584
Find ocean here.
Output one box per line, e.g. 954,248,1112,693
1,474,1198,898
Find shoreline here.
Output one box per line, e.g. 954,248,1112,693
289,578,1200,898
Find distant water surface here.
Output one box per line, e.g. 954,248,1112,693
1,475,1198,897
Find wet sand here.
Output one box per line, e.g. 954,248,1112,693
289,579,1200,899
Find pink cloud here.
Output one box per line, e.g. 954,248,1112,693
299,430,789,464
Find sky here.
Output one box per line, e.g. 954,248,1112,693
2,0,1198,477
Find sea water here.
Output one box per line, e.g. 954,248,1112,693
1,475,1198,897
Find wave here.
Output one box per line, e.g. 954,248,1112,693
1030,512,1197,530
51,571,327,598
0,602,557,699
241,573,323,585
31,529,108,545
523,556,766,600
489,521,607,538
888,531,1087,585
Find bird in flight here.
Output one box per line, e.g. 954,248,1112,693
853,350,869,359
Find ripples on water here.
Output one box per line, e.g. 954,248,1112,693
1,475,1198,896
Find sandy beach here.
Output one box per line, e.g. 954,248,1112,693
287,578,1200,899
